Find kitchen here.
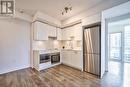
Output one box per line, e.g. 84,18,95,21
32,20,83,71
32,18,101,76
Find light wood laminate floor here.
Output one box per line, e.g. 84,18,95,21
0,61,130,87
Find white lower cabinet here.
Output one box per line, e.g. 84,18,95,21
61,50,82,70
71,51,82,69
39,62,51,70
61,50,71,65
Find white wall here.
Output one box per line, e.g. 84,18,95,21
101,1,130,78
0,19,31,74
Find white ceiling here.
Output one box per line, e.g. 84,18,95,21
15,0,129,21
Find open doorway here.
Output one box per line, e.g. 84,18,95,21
105,17,130,87
108,18,130,63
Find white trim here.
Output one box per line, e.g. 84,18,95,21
0,66,30,75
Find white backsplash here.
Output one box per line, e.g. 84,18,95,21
61,40,82,49
33,40,61,50
33,40,82,50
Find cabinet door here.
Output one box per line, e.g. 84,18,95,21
69,26,75,38
62,29,69,40
61,51,71,65
61,24,82,40
57,28,62,40
33,21,48,40
74,24,82,40
61,29,65,40
71,51,82,69
61,50,82,69
47,25,57,37
62,27,74,40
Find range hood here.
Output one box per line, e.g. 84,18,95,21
48,36,57,40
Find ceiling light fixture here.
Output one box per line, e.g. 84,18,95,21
62,5,72,15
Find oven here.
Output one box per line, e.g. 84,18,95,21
51,52,60,64
40,54,51,64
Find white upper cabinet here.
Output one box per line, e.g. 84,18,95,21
33,21,48,40
33,21,82,41
47,25,57,37
62,24,82,40
57,28,62,40
62,26,74,40
33,21,57,40
74,24,82,40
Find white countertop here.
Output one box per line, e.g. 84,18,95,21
61,49,82,51
33,48,46,51
33,49,60,54
33,48,82,54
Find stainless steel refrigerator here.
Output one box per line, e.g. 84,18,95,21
83,24,101,76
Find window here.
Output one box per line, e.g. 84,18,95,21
124,25,130,62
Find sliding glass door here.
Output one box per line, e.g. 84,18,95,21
109,26,130,63
124,26,130,62
109,33,122,61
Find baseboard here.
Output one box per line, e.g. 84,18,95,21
0,65,30,75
